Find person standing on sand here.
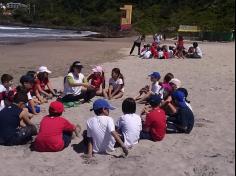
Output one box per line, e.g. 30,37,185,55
130,34,145,55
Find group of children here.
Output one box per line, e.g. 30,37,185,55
0,61,195,158
130,34,203,59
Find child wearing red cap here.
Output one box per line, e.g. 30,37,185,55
34,101,80,152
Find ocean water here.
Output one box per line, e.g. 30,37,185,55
0,25,98,43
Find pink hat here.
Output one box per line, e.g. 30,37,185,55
92,66,103,73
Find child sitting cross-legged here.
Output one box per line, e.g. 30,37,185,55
140,94,166,142
134,72,162,104
84,99,128,158
116,98,142,148
33,101,81,152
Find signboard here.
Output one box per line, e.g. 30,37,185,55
120,5,132,30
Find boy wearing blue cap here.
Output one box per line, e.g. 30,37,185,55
166,90,194,133
86,99,128,157
134,72,162,104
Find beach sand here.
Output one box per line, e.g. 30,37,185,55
0,38,235,176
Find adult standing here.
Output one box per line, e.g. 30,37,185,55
130,34,145,55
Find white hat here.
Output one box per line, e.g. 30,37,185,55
38,66,52,74
169,78,181,88
92,66,103,73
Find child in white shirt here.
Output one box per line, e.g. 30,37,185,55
86,99,128,157
116,98,142,148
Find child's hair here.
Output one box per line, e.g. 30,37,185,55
13,89,28,104
26,71,36,78
1,74,13,84
37,72,48,82
122,98,136,114
94,108,105,116
164,73,174,83
193,42,198,48
112,68,124,85
49,107,62,117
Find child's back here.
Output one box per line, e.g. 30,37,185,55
35,116,75,152
87,115,116,153
116,113,141,147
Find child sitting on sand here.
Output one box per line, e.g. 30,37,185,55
159,73,174,100
140,94,166,141
0,74,16,111
0,90,37,146
19,75,40,115
116,98,142,148
85,99,128,157
166,90,194,134
87,66,107,98
34,66,57,103
134,72,162,104
34,101,80,152
105,68,124,100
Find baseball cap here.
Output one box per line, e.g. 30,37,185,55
49,101,64,114
148,72,161,79
91,99,115,111
169,78,181,89
171,91,187,108
92,66,103,73
38,66,52,74
20,75,35,84
149,94,162,106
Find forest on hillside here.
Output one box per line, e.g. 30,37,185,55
0,0,235,33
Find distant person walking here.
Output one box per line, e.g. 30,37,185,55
130,34,145,55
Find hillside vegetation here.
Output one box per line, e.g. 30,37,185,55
0,0,235,34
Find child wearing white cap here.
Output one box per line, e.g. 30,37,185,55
87,66,107,98
34,66,57,103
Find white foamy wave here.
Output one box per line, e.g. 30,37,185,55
0,25,99,39
0,25,30,30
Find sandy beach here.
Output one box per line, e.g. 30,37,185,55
0,37,235,176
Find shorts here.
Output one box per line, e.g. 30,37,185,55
0,125,37,146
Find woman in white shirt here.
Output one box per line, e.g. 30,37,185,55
61,61,96,103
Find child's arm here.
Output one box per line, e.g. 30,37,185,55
111,84,122,97
46,81,56,95
86,74,92,82
87,137,93,158
102,72,106,89
36,83,52,98
108,85,113,99
166,101,177,114
111,131,128,156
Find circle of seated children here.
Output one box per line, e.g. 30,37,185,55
139,40,202,59
0,62,195,159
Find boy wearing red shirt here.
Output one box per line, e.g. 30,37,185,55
140,94,166,141
34,101,80,152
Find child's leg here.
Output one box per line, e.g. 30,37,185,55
102,89,108,99
137,92,151,104
139,130,152,140
62,132,73,149
112,92,124,99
